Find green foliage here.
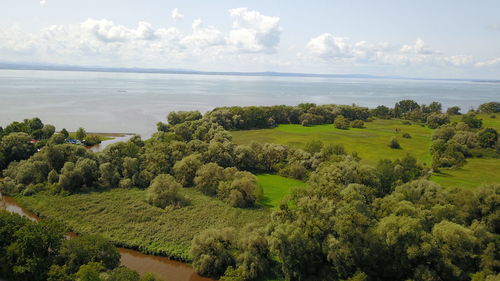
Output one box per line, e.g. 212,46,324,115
447,106,461,115
303,139,323,154
17,188,271,261
75,262,104,281
58,235,120,273
190,228,236,277
395,99,420,117
350,119,364,128
334,115,350,130
388,136,400,149
167,110,202,125
462,113,483,129
478,102,500,113
107,267,141,281
478,128,498,148
426,112,449,129
173,154,203,186
146,174,185,209
194,162,225,195
75,128,87,141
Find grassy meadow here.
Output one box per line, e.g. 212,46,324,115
17,188,271,261
232,115,500,189
232,118,434,165
257,174,307,208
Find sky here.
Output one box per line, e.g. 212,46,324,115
1,0,500,79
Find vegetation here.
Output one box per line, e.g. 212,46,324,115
0,210,158,281
16,188,271,261
1,100,499,281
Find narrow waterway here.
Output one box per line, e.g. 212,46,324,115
88,134,135,152
0,195,214,281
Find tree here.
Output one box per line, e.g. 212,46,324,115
478,128,498,148
190,228,236,278
0,132,36,167
304,139,323,154
58,235,120,274
146,174,185,208
107,267,140,281
4,221,64,281
173,154,203,186
478,102,500,113
334,115,350,130
395,100,420,117
426,113,449,129
351,120,364,128
462,114,482,129
75,128,86,141
75,262,104,281
389,136,400,149
447,106,461,115
194,163,225,195
373,105,392,119
60,128,69,139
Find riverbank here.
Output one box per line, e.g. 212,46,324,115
0,194,214,281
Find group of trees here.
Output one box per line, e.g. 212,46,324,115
430,113,499,169
204,103,371,129
0,211,160,281
190,164,499,281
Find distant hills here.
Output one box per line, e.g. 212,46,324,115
0,62,498,83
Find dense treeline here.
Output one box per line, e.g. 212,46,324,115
0,210,160,281
191,175,499,281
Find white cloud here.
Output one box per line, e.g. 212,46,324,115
171,8,184,21
306,33,352,58
475,57,500,67
400,38,440,55
227,8,282,53
39,0,47,6
180,18,225,47
305,34,474,69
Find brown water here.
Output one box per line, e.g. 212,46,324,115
0,195,214,281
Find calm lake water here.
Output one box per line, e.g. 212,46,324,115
0,69,499,137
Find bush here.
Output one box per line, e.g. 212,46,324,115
478,128,498,148
389,137,400,149
402,132,411,139
334,115,350,130
351,120,365,128
304,139,323,154
146,174,185,209
446,106,461,115
190,228,236,278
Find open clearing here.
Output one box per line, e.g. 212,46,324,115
232,116,500,189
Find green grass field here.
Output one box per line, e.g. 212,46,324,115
17,188,271,261
232,119,434,166
232,116,500,189
257,174,307,208
430,158,500,189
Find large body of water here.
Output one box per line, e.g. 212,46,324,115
0,69,499,137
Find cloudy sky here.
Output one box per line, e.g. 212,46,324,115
1,0,500,78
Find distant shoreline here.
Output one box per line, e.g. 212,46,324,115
1,62,499,84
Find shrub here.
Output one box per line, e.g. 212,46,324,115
146,174,185,209
351,120,365,128
478,128,498,148
389,137,400,149
446,106,461,115
304,139,323,154
462,113,482,129
334,115,350,130
402,132,411,139
190,228,236,278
